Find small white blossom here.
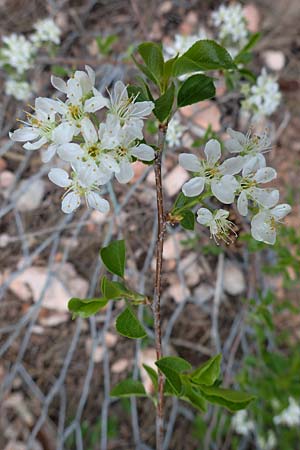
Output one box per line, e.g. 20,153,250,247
166,115,186,148
257,431,277,450
48,163,110,214
164,29,207,59
31,18,61,46
1,34,35,74
231,410,255,436
179,139,244,203
197,208,236,243
241,69,281,119
251,204,291,245
273,397,300,427
5,79,32,101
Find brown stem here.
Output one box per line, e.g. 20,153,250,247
153,123,168,450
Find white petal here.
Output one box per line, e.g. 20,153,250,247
196,208,213,225
211,175,238,204
23,137,47,150
85,65,95,86
250,188,279,208
97,167,113,184
113,80,127,104
51,75,67,93
131,144,155,161
52,123,74,144
41,144,57,162
74,70,92,95
61,192,81,213
67,78,82,104
48,168,71,187
204,139,221,165
131,101,154,117
237,191,248,216
57,143,84,162
242,154,266,176
251,212,276,245
115,160,134,184
225,138,243,153
182,177,205,197
254,167,277,184
84,93,108,113
9,128,38,142
81,117,98,143
226,128,247,145
35,97,65,115
86,192,110,213
271,204,292,220
101,154,120,173
220,156,244,175
215,209,229,220
179,153,201,172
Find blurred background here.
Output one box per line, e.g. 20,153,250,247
0,1,299,449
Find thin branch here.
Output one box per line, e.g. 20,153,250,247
152,123,168,450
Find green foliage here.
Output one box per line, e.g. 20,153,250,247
234,32,261,65
199,386,255,412
100,239,126,278
143,364,158,390
172,40,236,77
155,356,192,394
116,307,147,339
136,42,164,87
68,297,108,318
180,210,195,231
127,85,149,102
177,74,216,107
190,354,222,386
110,379,147,397
153,82,175,122
51,64,69,77
101,276,145,303
95,34,118,55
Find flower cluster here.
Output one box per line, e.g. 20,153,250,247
211,3,248,57
10,67,154,214
179,128,291,244
241,69,282,121
0,18,61,101
166,114,187,148
273,397,300,427
164,28,208,59
231,410,255,436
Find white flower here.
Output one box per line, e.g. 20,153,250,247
107,81,154,138
9,97,71,157
237,166,279,216
257,431,277,450
179,139,244,203
241,69,281,119
251,204,291,245
212,4,248,51
31,18,61,46
231,410,255,436
273,397,300,427
2,34,35,74
225,127,271,172
48,163,110,214
164,29,207,59
5,79,32,101
197,208,237,243
166,115,186,148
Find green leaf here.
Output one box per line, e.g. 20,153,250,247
236,32,261,57
191,354,222,386
153,82,175,122
180,210,195,231
127,85,149,102
110,379,147,397
116,307,147,339
137,42,164,85
132,54,159,85
181,378,207,412
142,364,158,390
100,239,126,278
155,356,192,394
200,386,255,411
101,276,145,303
68,297,108,319
172,40,236,77
163,55,178,88
177,74,215,107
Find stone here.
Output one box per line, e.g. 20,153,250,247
243,3,260,33
168,283,190,303
16,179,45,211
139,348,157,394
164,165,189,197
263,50,285,71
163,233,184,260
111,358,130,373
0,170,15,191
193,283,214,304
223,261,246,296
193,101,221,132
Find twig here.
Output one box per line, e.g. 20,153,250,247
152,123,168,450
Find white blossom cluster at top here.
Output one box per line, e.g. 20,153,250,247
0,18,61,101
10,66,155,214
179,128,291,245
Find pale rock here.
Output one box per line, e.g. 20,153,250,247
263,50,285,71
193,101,221,132
163,233,184,260
164,165,189,197
16,179,45,211
180,104,199,118
168,283,190,303
0,158,7,171
111,358,130,373
32,325,44,334
105,331,118,347
0,170,15,190
85,338,104,363
193,283,214,304
158,1,172,14
179,11,198,34
0,233,10,248
39,312,69,327
131,160,147,183
179,253,204,286
223,261,246,296
243,3,260,32
4,393,34,426
181,132,194,148
146,166,166,185
139,348,157,394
